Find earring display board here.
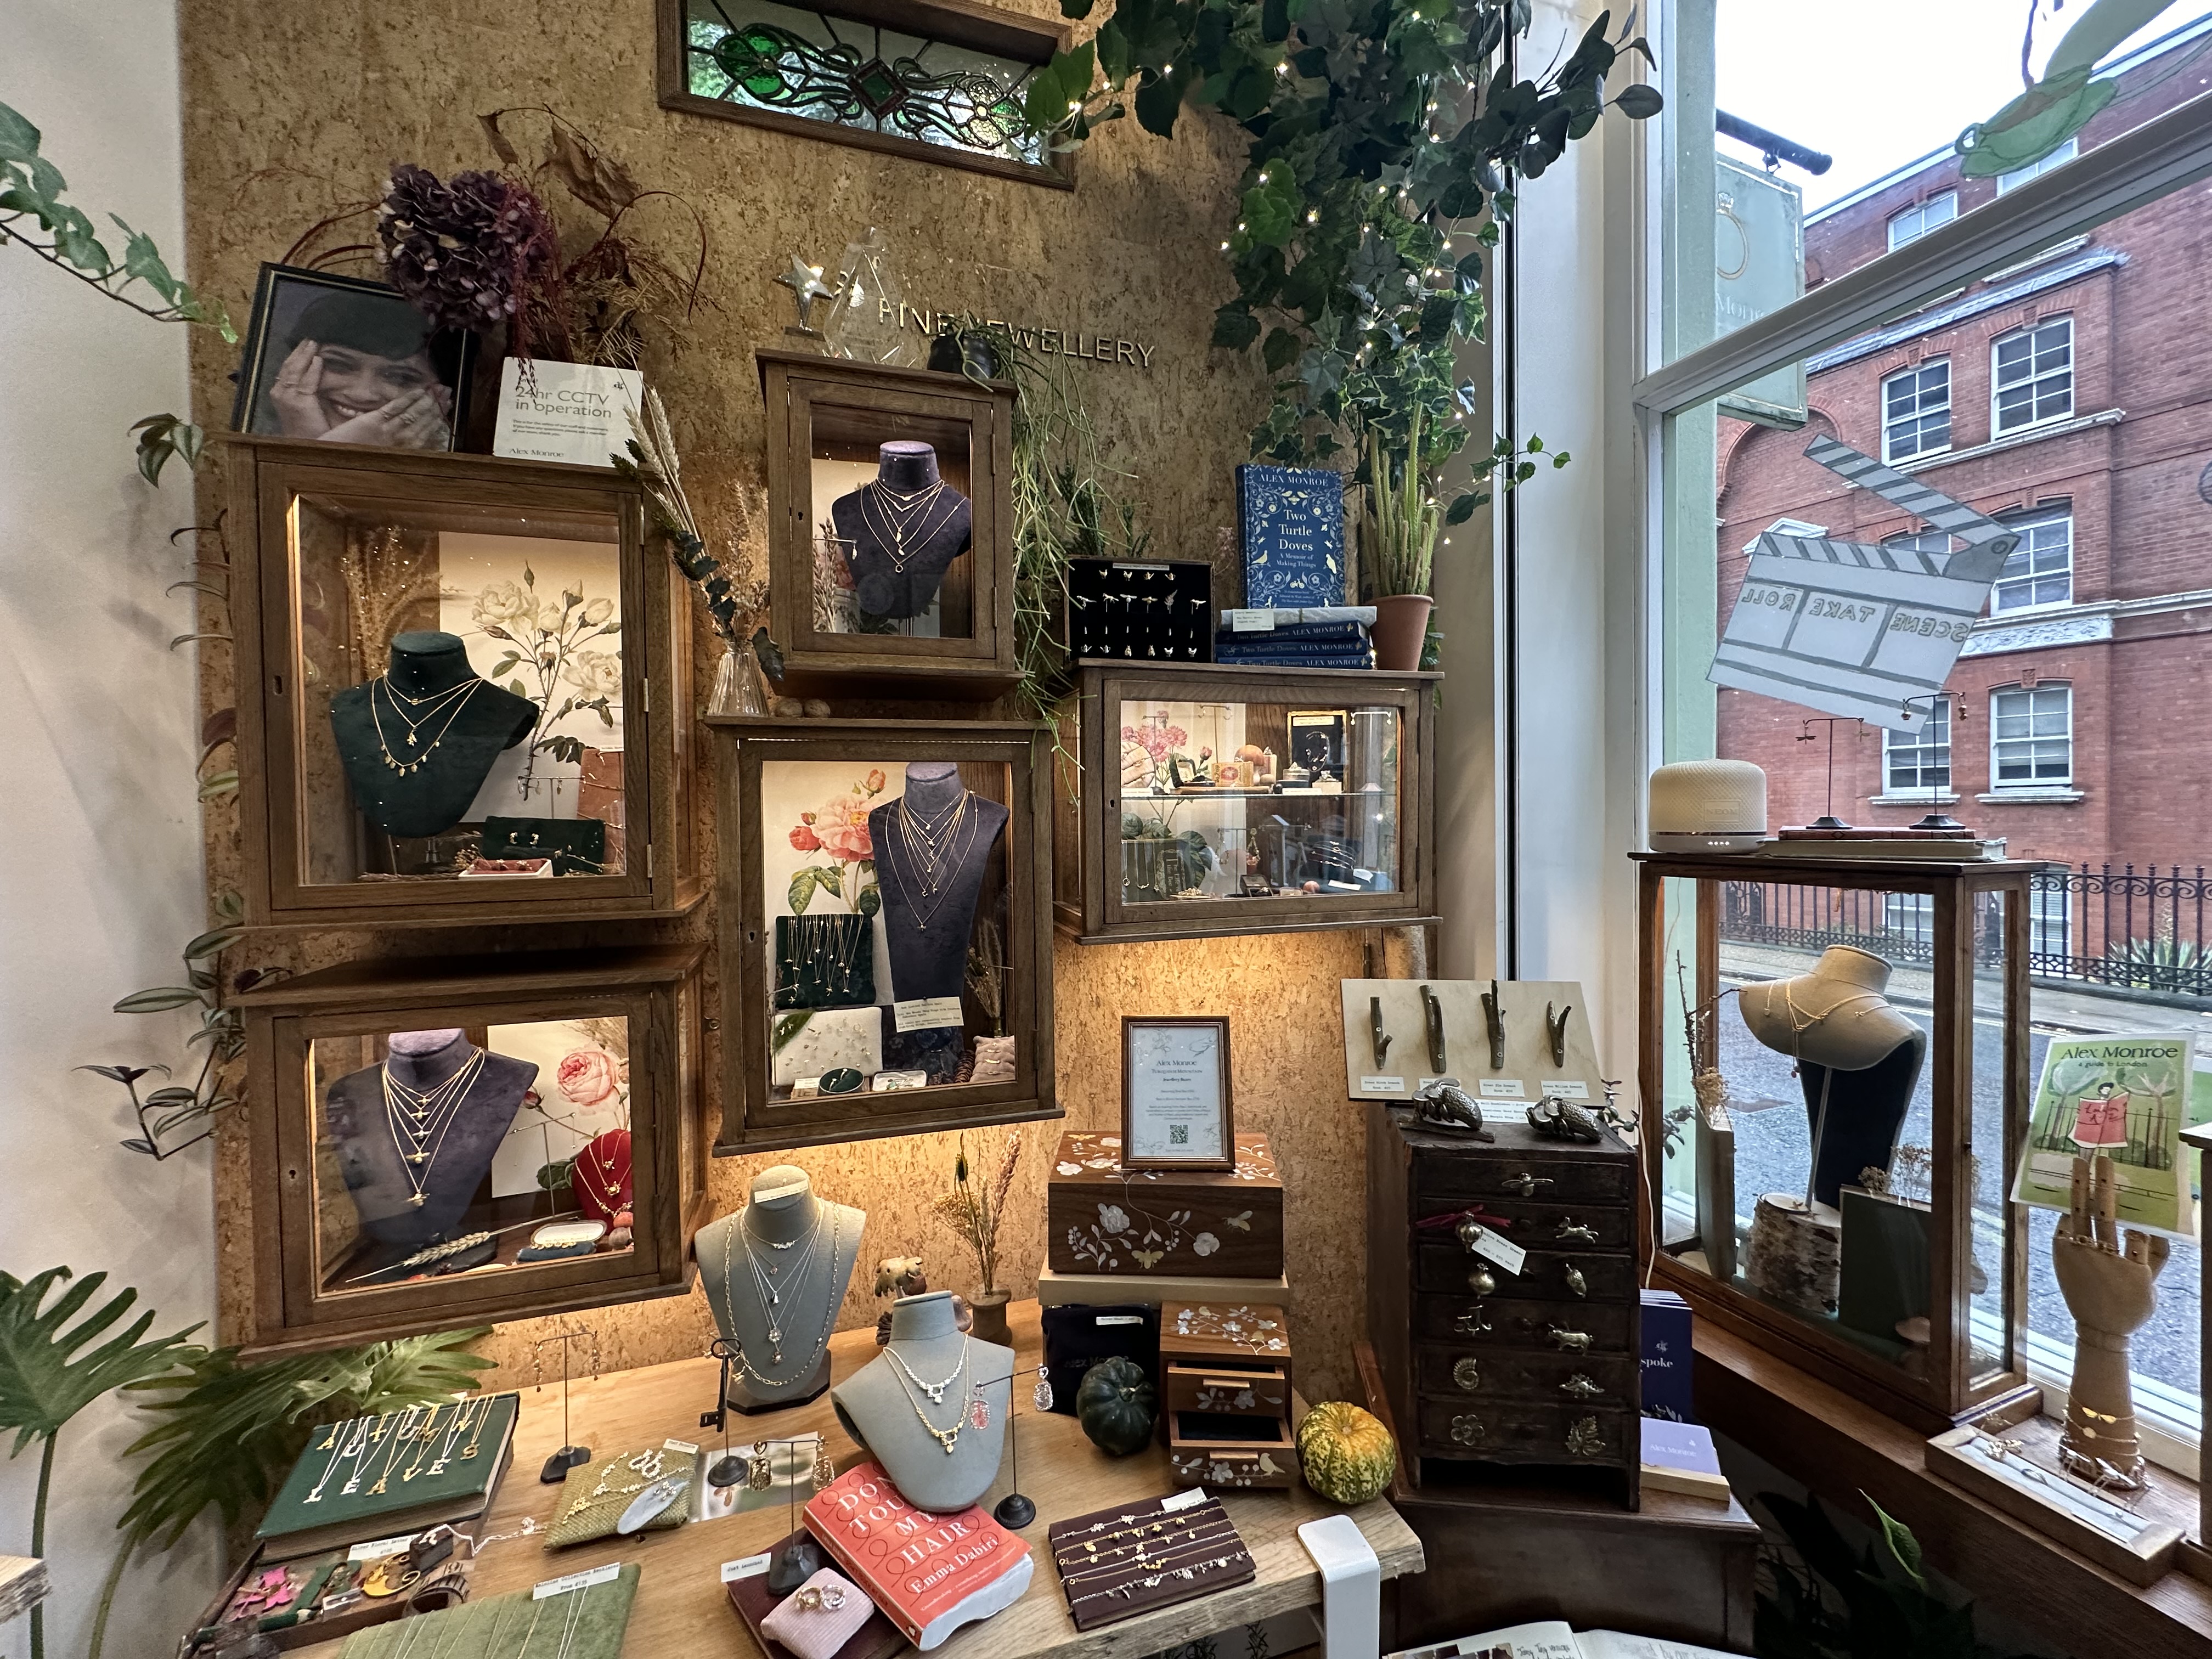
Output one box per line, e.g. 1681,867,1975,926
1635,849,2039,1432
709,716,1057,1151
235,945,707,1353
1054,663,1438,944
1339,979,1605,1105
225,435,699,929
758,351,1017,695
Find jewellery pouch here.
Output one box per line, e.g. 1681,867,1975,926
760,1568,874,1659
1040,1304,1160,1417
772,1006,884,1087
545,1445,697,1549
481,815,608,876
333,1562,641,1659
774,915,878,1010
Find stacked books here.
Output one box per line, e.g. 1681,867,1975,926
1213,607,1375,669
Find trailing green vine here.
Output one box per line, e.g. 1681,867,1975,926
1025,1,1658,523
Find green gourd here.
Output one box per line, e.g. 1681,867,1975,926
1295,1401,1397,1504
1074,1357,1156,1457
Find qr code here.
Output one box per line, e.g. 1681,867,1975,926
1170,1124,1188,1145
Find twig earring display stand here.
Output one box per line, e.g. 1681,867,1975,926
1737,946,1925,1315
698,1166,866,1413
992,1365,1051,1528
533,1327,600,1482
832,1290,1014,1513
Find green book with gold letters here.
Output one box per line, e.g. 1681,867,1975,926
257,1392,518,1557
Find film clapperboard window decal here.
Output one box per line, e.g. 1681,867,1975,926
1711,436,2019,734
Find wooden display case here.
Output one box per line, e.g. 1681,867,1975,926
758,350,1017,695
1045,1131,1284,1279
236,946,707,1353
227,436,700,929
1054,663,1439,944
1635,849,2040,1432
708,715,1058,1151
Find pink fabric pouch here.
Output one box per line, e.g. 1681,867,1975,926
759,1568,873,1659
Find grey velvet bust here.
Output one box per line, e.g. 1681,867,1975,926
833,1291,1013,1512
699,1166,864,1412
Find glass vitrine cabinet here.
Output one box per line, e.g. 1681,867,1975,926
1055,664,1438,943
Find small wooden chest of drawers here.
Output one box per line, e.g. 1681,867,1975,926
1367,1105,1641,1506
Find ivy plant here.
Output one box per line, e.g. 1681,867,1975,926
1031,2,1659,526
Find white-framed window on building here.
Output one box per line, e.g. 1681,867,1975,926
1991,509,2074,612
1883,891,1935,950
1881,359,1951,460
1990,684,2073,786
1886,190,1958,250
1992,315,2074,432
1883,700,1951,793
2028,882,2073,962
1997,136,2079,193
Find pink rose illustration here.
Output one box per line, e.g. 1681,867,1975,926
789,822,822,853
865,768,887,791
557,1048,621,1108
813,791,874,862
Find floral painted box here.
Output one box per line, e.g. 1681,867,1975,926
1047,1131,1284,1279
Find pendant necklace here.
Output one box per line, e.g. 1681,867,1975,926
381,1048,486,1207
304,1414,371,1504
882,792,981,931
860,481,961,573
370,676,481,777
724,1201,844,1383
885,1336,967,1404
883,1335,978,1453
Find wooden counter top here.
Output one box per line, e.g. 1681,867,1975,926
296,1301,1421,1659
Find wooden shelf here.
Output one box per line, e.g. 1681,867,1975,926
1694,1314,2212,1658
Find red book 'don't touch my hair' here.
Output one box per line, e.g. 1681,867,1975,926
802,1462,1035,1651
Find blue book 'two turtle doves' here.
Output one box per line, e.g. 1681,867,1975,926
1237,465,1345,608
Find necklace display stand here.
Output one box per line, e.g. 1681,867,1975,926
698,1167,864,1414
832,1291,1013,1513
867,762,1007,1080
828,443,972,623
323,1030,537,1263
533,1327,599,1483
328,631,537,839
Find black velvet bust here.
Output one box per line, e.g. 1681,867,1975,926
323,1030,538,1263
329,631,537,838
868,762,1007,1009
830,442,972,622
1801,1031,1927,1206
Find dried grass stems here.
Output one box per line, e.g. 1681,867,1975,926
931,1132,1022,1295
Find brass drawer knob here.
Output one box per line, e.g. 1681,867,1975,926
1555,1221,1599,1243
1564,1260,1588,1298
1452,1357,1481,1392
1468,1263,1497,1295
1548,1325,1591,1352
1560,1373,1606,1401
1502,1172,1554,1197
1453,1306,1492,1336
1566,1415,1605,1457
1449,1414,1485,1447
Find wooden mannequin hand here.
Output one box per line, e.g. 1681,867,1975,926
2052,1223,2166,1341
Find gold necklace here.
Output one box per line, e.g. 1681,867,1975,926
370,678,480,776
401,1402,447,1481
883,1336,972,1454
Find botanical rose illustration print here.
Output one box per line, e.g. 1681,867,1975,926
786,768,885,915
556,1047,622,1108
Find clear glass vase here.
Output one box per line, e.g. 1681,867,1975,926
709,641,771,716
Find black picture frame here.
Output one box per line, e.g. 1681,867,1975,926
1286,709,1347,777
230,263,474,454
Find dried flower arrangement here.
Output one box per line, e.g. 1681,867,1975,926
930,1132,1022,1297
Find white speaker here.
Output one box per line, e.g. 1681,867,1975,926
1649,759,1767,853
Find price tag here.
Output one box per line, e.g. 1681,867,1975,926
663,1437,699,1455
1228,609,1277,632
1360,1075,1407,1094
534,1562,621,1599
893,996,965,1032
1097,1314,1144,1326
721,1553,774,1583
1465,1229,1527,1276
1539,1080,1591,1100
1160,1487,1209,1513
347,1533,417,1563
1417,1076,1458,1091
1477,1079,1527,1099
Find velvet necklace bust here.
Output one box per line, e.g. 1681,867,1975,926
828,442,972,622
329,630,537,839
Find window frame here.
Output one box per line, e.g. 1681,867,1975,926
1990,314,2075,435
1998,135,2080,194
1879,356,1953,461
1989,682,2074,788
1882,698,1953,793
1989,507,2075,613
1887,189,1960,250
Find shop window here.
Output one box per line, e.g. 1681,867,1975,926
1883,701,1951,793
1886,190,1957,250
1991,509,2073,612
1992,317,2074,433
1990,684,2072,786
1881,359,1950,460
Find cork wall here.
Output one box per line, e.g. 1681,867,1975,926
178,0,1387,1404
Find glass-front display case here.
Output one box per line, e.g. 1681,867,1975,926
229,436,698,928
238,946,705,1352
758,350,1016,695
1636,849,2039,1429
1056,664,1438,943
710,716,1058,1150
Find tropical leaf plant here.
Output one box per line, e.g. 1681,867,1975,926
82,1328,494,1659
0,1268,201,1659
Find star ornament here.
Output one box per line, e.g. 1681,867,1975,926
776,253,838,329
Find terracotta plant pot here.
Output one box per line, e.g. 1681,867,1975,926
967,1288,1013,1346
1372,592,1435,671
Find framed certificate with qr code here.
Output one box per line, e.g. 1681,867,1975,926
1120,1017,1234,1170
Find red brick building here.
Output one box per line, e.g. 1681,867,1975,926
1716,29,2212,889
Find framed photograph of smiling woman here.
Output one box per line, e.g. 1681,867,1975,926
230,263,473,453
1121,1016,1234,1170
